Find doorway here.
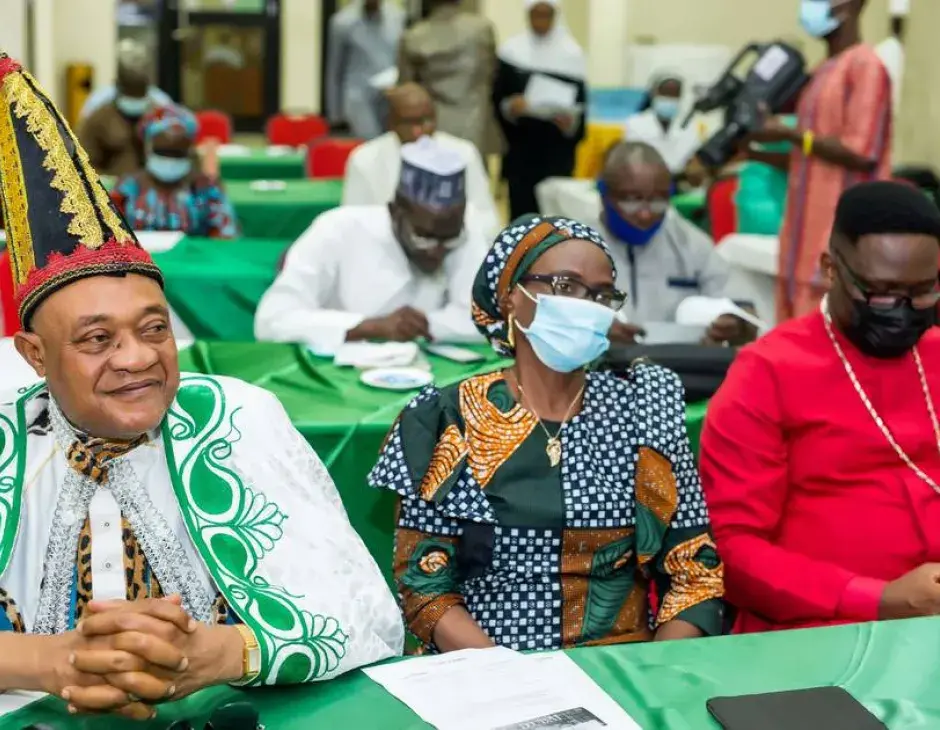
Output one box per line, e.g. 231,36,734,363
157,0,282,132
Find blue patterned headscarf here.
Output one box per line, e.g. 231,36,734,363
138,104,198,144
471,215,614,355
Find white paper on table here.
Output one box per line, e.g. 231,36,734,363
524,73,580,119
0,690,45,718
135,231,184,253
266,145,296,157
676,295,768,332
637,322,706,345
332,341,419,369
364,647,641,730
216,144,252,158
370,66,400,90
0,229,5,242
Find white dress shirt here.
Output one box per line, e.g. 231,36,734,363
254,205,489,354
343,131,500,237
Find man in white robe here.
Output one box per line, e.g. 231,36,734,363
343,83,500,237
255,138,489,354
0,53,402,721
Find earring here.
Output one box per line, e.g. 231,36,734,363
507,314,516,349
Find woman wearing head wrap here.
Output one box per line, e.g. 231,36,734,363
110,105,237,238
494,0,588,219
370,215,724,653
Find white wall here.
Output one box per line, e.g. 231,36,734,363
0,0,28,63
51,0,118,102
281,0,321,112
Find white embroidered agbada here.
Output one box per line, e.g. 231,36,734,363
0,376,404,684
342,131,500,238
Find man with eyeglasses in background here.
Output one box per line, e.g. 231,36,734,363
591,141,755,346
255,137,488,354
701,181,940,635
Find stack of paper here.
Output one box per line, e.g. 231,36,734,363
524,73,581,120
364,647,641,730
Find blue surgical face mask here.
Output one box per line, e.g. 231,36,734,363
598,182,666,247
516,288,615,373
115,95,150,118
800,0,841,38
147,154,193,183
652,96,680,122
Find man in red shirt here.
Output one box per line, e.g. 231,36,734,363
701,181,940,634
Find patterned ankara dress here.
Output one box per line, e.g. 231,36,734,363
370,364,725,652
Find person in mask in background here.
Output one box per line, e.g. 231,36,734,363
701,182,940,635
623,73,711,184
493,0,587,220
79,42,164,177
79,39,172,121
592,142,755,345
370,214,725,653
110,105,237,238
255,137,487,355
741,0,891,322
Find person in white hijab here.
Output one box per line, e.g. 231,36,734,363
493,0,588,219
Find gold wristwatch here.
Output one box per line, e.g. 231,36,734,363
231,624,261,686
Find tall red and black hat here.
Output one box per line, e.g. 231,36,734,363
0,53,162,328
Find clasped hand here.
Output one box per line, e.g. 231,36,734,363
46,596,234,721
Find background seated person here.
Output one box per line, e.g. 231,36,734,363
79,39,172,121
110,105,237,239
78,45,156,177
370,214,725,653
343,83,499,238
591,142,755,346
255,137,489,354
701,182,940,634
624,73,709,187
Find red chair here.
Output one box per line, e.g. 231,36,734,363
707,175,740,244
266,114,330,147
0,249,20,336
195,110,233,144
307,138,363,179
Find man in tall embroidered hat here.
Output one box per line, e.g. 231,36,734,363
701,181,940,634
255,136,489,354
0,54,402,720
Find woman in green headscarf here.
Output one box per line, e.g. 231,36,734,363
370,215,724,653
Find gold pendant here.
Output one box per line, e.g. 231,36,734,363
546,438,562,467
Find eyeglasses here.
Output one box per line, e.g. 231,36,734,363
613,197,671,216
833,250,940,310
519,274,627,310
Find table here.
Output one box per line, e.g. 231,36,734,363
173,342,708,590
7,617,940,728
219,148,306,181
225,179,343,239
152,237,292,340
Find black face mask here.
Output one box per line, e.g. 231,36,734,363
844,298,937,358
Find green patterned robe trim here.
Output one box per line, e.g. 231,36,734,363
0,384,45,583
163,375,349,685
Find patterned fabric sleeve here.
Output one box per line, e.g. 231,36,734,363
633,366,725,637
197,177,238,239
369,386,468,645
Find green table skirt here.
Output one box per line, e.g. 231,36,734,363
225,179,343,239
219,150,306,181
176,342,707,590
153,237,292,340
8,617,940,729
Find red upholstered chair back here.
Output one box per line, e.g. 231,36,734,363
307,138,363,179
195,110,233,144
266,114,330,147
0,249,20,336
707,175,740,244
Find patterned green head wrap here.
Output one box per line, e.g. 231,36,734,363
471,215,614,355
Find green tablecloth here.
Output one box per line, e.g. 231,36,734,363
226,179,343,239
7,618,940,729
152,237,292,340
174,342,707,590
219,149,306,181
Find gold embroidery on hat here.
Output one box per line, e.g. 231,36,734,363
5,72,102,245
0,86,34,285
